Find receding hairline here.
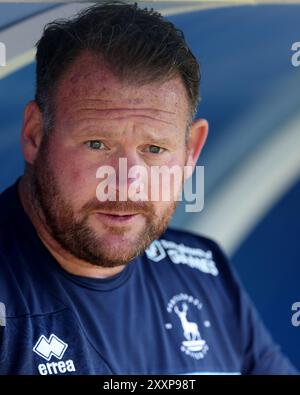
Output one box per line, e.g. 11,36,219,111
41,49,193,131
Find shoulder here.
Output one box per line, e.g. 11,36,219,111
0,181,33,315
162,227,224,251
0,182,20,224
0,181,23,258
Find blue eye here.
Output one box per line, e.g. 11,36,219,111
86,140,106,150
146,145,165,154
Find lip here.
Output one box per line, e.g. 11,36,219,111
95,212,140,225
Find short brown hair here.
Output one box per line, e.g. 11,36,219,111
35,1,201,129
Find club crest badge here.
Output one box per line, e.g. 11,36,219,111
165,293,210,360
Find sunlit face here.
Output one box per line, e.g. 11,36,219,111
31,51,191,268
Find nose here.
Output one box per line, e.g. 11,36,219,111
111,148,148,202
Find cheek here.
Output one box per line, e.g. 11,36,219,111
47,145,100,207
147,153,185,205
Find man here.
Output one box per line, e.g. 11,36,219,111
0,1,297,375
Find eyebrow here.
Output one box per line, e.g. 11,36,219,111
72,122,179,144
75,128,175,141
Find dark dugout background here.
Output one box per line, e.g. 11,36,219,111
0,0,300,371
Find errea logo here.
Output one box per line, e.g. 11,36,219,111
33,334,68,361
33,334,76,375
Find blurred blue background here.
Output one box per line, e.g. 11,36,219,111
0,1,300,370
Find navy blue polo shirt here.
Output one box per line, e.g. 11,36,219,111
0,181,297,375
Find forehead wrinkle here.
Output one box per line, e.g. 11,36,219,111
73,117,181,140
69,103,179,124
76,115,174,126
73,102,176,115
74,97,172,107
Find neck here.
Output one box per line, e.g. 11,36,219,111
18,175,126,279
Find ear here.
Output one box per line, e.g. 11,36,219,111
21,101,44,165
185,118,208,179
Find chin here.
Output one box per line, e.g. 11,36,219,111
93,247,140,267
93,231,140,250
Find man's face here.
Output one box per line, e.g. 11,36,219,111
32,51,191,268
